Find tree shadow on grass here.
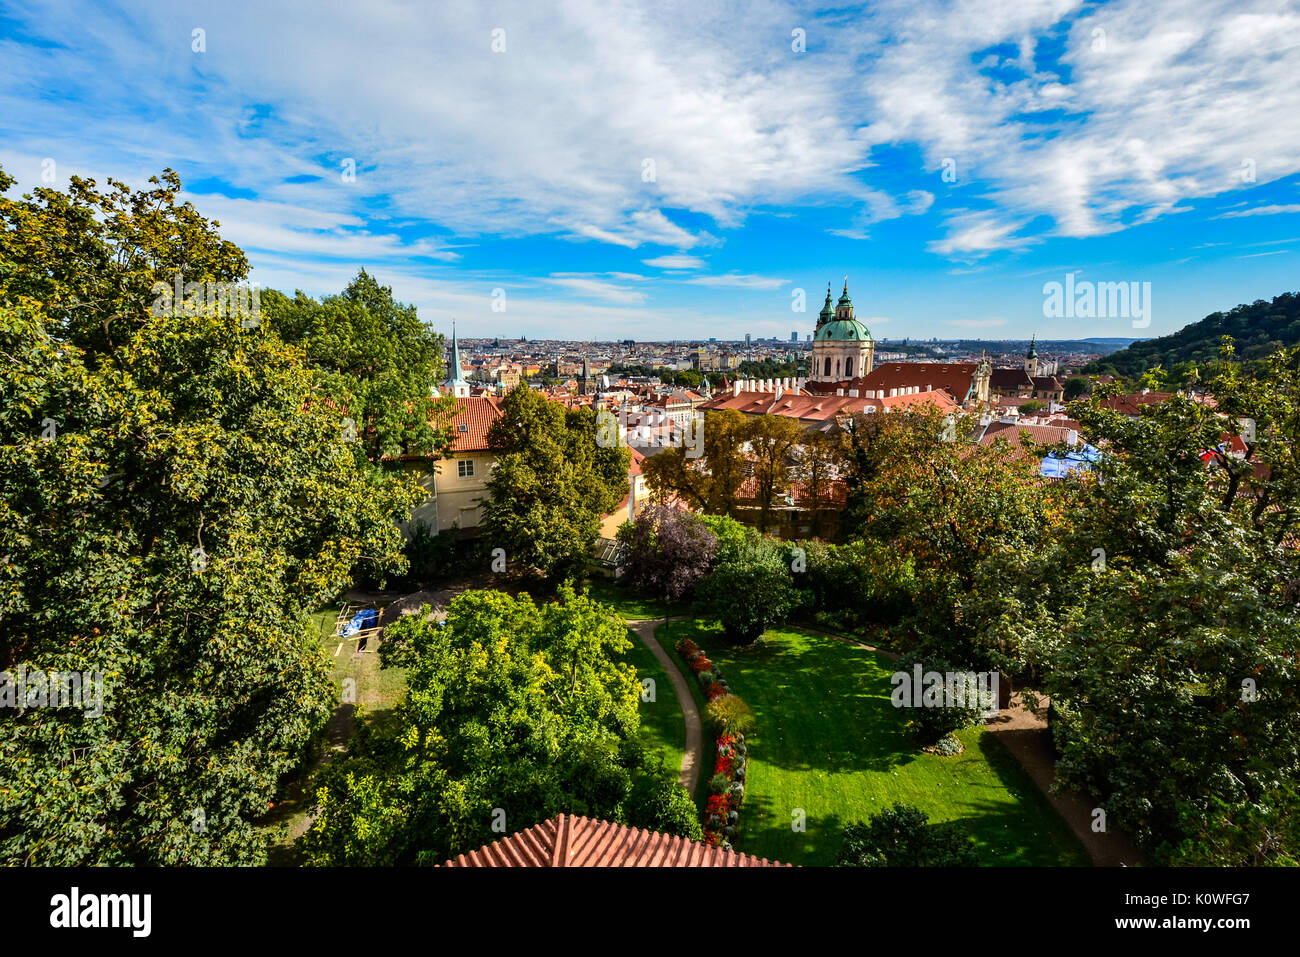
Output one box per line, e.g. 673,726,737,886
729,788,853,866
971,730,1092,866
665,618,918,776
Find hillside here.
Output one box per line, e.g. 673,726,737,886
1085,292,1300,378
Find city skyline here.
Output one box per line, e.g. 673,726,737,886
2,0,1298,341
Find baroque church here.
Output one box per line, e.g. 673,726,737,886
811,279,875,384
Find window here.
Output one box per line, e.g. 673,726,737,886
845,357,854,377
823,357,831,377
457,423,468,432
457,459,475,478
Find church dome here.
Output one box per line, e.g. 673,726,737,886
815,317,872,342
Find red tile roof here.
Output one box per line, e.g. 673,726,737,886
699,388,956,421
809,362,980,403
440,814,789,867
981,422,1078,447
447,395,504,453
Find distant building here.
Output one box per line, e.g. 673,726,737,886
810,279,875,385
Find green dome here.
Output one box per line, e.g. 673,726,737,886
815,318,872,342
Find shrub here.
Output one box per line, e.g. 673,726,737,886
709,773,730,795
706,694,756,738
894,652,991,745
695,540,802,642
837,803,980,867
626,764,703,841
399,519,456,587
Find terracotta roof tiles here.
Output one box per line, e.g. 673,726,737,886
441,814,789,867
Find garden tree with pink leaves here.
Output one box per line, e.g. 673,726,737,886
0,167,422,864
616,504,718,602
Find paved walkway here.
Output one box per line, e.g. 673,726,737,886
985,693,1145,866
627,617,703,796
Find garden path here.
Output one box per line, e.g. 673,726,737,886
627,617,703,796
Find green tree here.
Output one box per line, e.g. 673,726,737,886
0,167,421,864
1063,377,1090,400
695,539,801,642
744,414,805,532
303,586,697,864
837,803,980,867
1016,351,1300,863
260,270,455,461
642,409,748,515
480,385,630,579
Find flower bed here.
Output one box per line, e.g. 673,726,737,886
675,636,748,850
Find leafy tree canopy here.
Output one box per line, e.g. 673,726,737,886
480,385,630,579
303,585,698,864
0,166,421,864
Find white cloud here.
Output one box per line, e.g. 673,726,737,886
683,273,790,289
642,254,706,270
542,275,648,304
1217,204,1300,218
5,0,1300,283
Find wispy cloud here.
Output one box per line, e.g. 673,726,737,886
1217,204,1300,219
683,273,790,289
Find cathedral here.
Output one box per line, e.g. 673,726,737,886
811,279,875,384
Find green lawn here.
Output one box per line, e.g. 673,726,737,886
582,578,690,621
661,619,1089,867
620,628,686,776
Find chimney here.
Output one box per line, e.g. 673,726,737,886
849,388,859,398
733,379,742,398
1067,429,1078,446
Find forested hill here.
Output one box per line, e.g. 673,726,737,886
1085,291,1300,378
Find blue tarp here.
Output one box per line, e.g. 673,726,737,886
1040,444,1101,479
340,608,379,636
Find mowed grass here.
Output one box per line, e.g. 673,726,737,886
661,619,1089,867
267,604,409,863
583,578,689,621
620,628,687,777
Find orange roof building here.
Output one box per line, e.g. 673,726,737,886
440,814,789,868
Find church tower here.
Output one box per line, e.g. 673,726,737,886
442,321,470,398
1024,335,1039,378
815,284,834,333
811,278,875,384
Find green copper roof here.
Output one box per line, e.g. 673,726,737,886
818,284,833,319
815,317,872,342
837,278,852,308
446,322,467,386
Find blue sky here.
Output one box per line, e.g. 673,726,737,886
2,0,1299,341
